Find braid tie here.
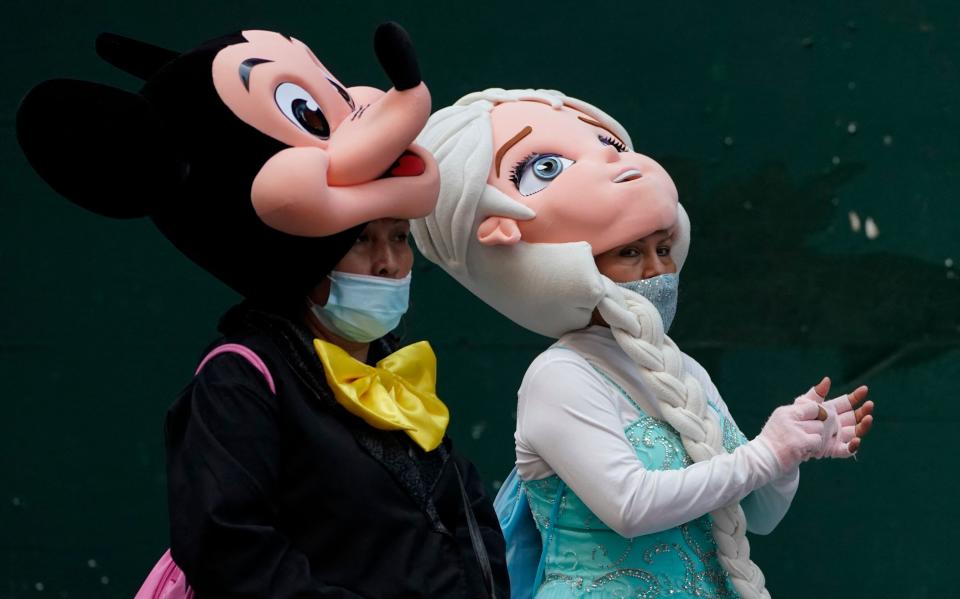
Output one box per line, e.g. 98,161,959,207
597,286,770,599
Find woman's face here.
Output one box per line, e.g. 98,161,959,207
308,218,413,305
486,101,679,255
594,229,677,282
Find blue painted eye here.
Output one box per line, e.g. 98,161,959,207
517,154,575,196
533,156,563,179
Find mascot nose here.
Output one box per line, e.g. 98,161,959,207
374,22,421,92
326,23,431,186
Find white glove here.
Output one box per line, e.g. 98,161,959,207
756,398,827,472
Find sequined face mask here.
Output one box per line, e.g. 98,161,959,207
616,273,679,333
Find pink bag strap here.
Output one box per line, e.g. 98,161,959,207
195,343,276,395
133,345,276,599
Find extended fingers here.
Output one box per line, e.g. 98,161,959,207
848,385,870,408
855,400,874,423
825,393,853,415
826,385,869,413
839,424,856,443
838,410,857,427
813,377,831,400
825,440,855,459
856,414,874,438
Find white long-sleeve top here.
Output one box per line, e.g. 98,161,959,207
515,326,799,538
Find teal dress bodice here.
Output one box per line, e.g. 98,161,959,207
524,364,748,599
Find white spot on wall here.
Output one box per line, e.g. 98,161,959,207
847,122,858,134
35,582,45,592
946,258,954,268
848,211,862,232
883,135,893,146
87,559,97,569
100,577,110,585
832,155,841,165
471,421,487,440
864,217,879,239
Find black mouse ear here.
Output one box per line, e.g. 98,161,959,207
16,79,187,219
96,33,179,80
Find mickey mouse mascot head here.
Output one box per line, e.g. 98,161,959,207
17,24,438,303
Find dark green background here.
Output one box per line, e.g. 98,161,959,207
2,1,958,597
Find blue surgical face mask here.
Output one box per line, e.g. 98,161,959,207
617,273,680,333
310,271,412,343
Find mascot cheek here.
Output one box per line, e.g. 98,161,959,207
251,144,440,237
251,146,335,235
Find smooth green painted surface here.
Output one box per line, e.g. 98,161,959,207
2,1,957,597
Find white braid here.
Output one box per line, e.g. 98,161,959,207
598,281,771,599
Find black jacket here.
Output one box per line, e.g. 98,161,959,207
165,305,509,598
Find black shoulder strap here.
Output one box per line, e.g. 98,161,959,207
453,462,498,599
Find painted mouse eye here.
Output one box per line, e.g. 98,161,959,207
275,82,330,139
326,78,356,111
516,154,575,196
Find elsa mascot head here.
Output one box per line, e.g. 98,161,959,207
411,88,771,599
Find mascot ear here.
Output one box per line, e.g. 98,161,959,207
16,79,187,218
96,33,179,80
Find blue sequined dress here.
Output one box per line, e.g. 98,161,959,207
523,351,748,599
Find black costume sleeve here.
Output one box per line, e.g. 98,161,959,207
456,456,511,599
165,353,363,598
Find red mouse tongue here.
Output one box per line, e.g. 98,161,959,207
386,151,425,178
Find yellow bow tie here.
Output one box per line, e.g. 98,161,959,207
313,339,450,452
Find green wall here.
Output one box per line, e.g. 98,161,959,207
2,1,957,597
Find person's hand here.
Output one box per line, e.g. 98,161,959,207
793,378,839,458
823,379,874,454
798,377,874,458
756,389,828,472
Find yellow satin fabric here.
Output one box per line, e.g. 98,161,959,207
313,339,450,452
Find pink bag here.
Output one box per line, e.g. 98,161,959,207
134,344,275,598
134,550,193,599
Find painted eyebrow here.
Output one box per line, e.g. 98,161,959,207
239,58,273,91
494,125,533,177
577,116,628,149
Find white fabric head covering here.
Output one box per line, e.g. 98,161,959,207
411,88,690,338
